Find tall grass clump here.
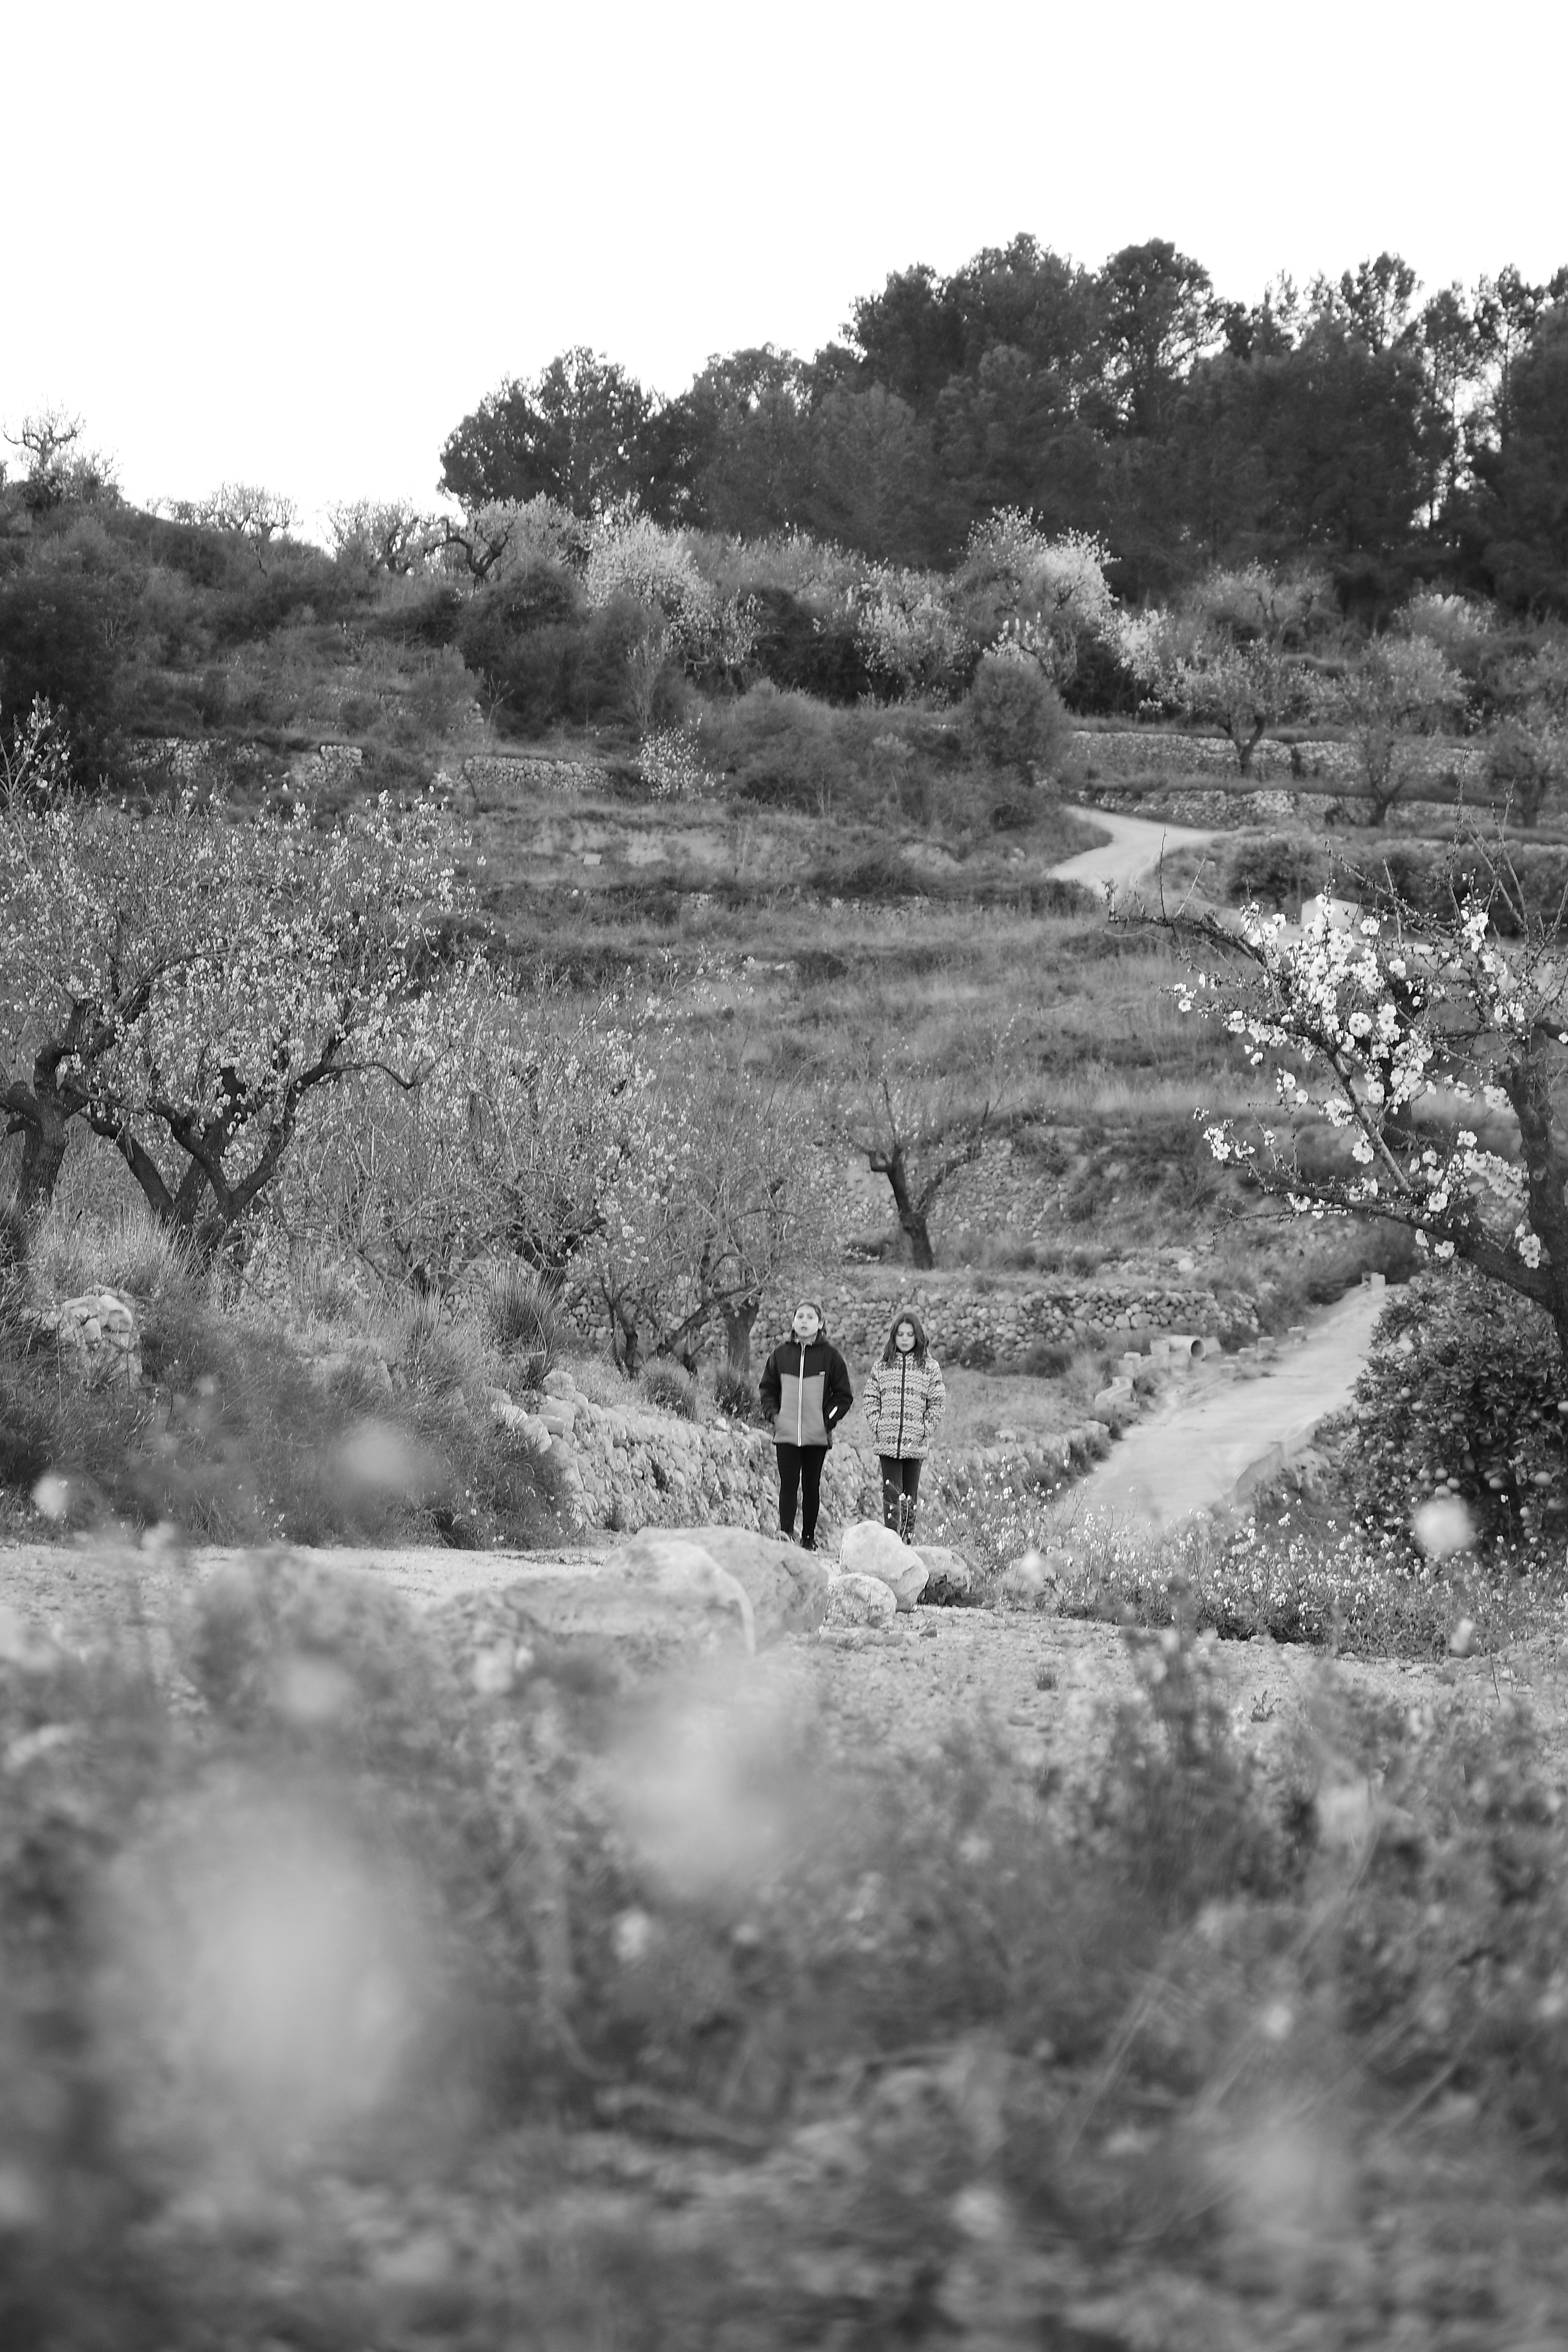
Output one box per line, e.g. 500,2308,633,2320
481,1259,561,1386
25,1197,203,1308
638,1358,699,1420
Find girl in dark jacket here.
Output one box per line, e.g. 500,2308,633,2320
758,1300,854,1551
859,1310,946,1541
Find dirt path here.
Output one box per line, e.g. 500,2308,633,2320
1048,805,1222,899
3,1527,1555,1804
1064,1286,1385,1529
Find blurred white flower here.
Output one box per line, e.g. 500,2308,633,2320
1413,1495,1476,1559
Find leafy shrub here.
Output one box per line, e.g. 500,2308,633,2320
1339,838,1568,938
962,652,1070,779
1221,828,1327,909
639,1359,698,1419
1341,1270,1568,1566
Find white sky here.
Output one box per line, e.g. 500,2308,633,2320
5,0,1566,537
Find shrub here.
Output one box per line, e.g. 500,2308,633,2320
639,1359,698,1419
1221,828,1327,909
0,1287,569,1549
962,652,1070,779
1341,1269,1568,1568
713,1364,755,1420
482,1261,561,1386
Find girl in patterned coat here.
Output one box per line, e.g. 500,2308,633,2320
859,1310,945,1542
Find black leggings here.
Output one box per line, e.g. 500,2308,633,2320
776,1443,827,1546
879,1454,922,1537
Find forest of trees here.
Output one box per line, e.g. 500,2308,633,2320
438,240,1568,615
3,233,1568,791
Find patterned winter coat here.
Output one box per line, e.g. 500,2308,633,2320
859,1351,946,1459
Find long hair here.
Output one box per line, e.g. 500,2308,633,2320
882,1309,928,1367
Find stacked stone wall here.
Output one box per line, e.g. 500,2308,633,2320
773,1279,1245,1368
569,1275,1250,1372
529,1369,1111,1538
1073,728,1483,788
458,754,612,799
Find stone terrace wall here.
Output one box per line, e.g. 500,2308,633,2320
570,1277,1251,1372
456,755,612,799
1073,728,1483,789
755,1278,1252,1368
1072,729,1486,835
539,1372,1111,1538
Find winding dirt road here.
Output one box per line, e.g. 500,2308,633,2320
1050,805,1221,900
1064,1286,1385,1530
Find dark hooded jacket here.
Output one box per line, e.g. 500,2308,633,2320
759,1335,853,1448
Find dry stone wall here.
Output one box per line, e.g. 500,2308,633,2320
568,1271,1250,1372
1073,728,1483,788
520,1369,1112,1540
455,754,612,800
755,1278,1249,1368
1073,727,1486,833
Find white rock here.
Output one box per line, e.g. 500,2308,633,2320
838,1520,929,1611
617,1533,757,1653
822,1571,897,1628
542,1369,578,1399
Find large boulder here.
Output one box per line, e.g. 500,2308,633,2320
653,1524,832,1642
615,1533,757,1654
839,1520,929,1612
822,1572,898,1629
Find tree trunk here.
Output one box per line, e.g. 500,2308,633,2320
876,1143,936,1269
722,1294,760,1378
13,1115,70,1219
1506,1047,1568,1362
900,1206,936,1270
4,1073,80,1219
